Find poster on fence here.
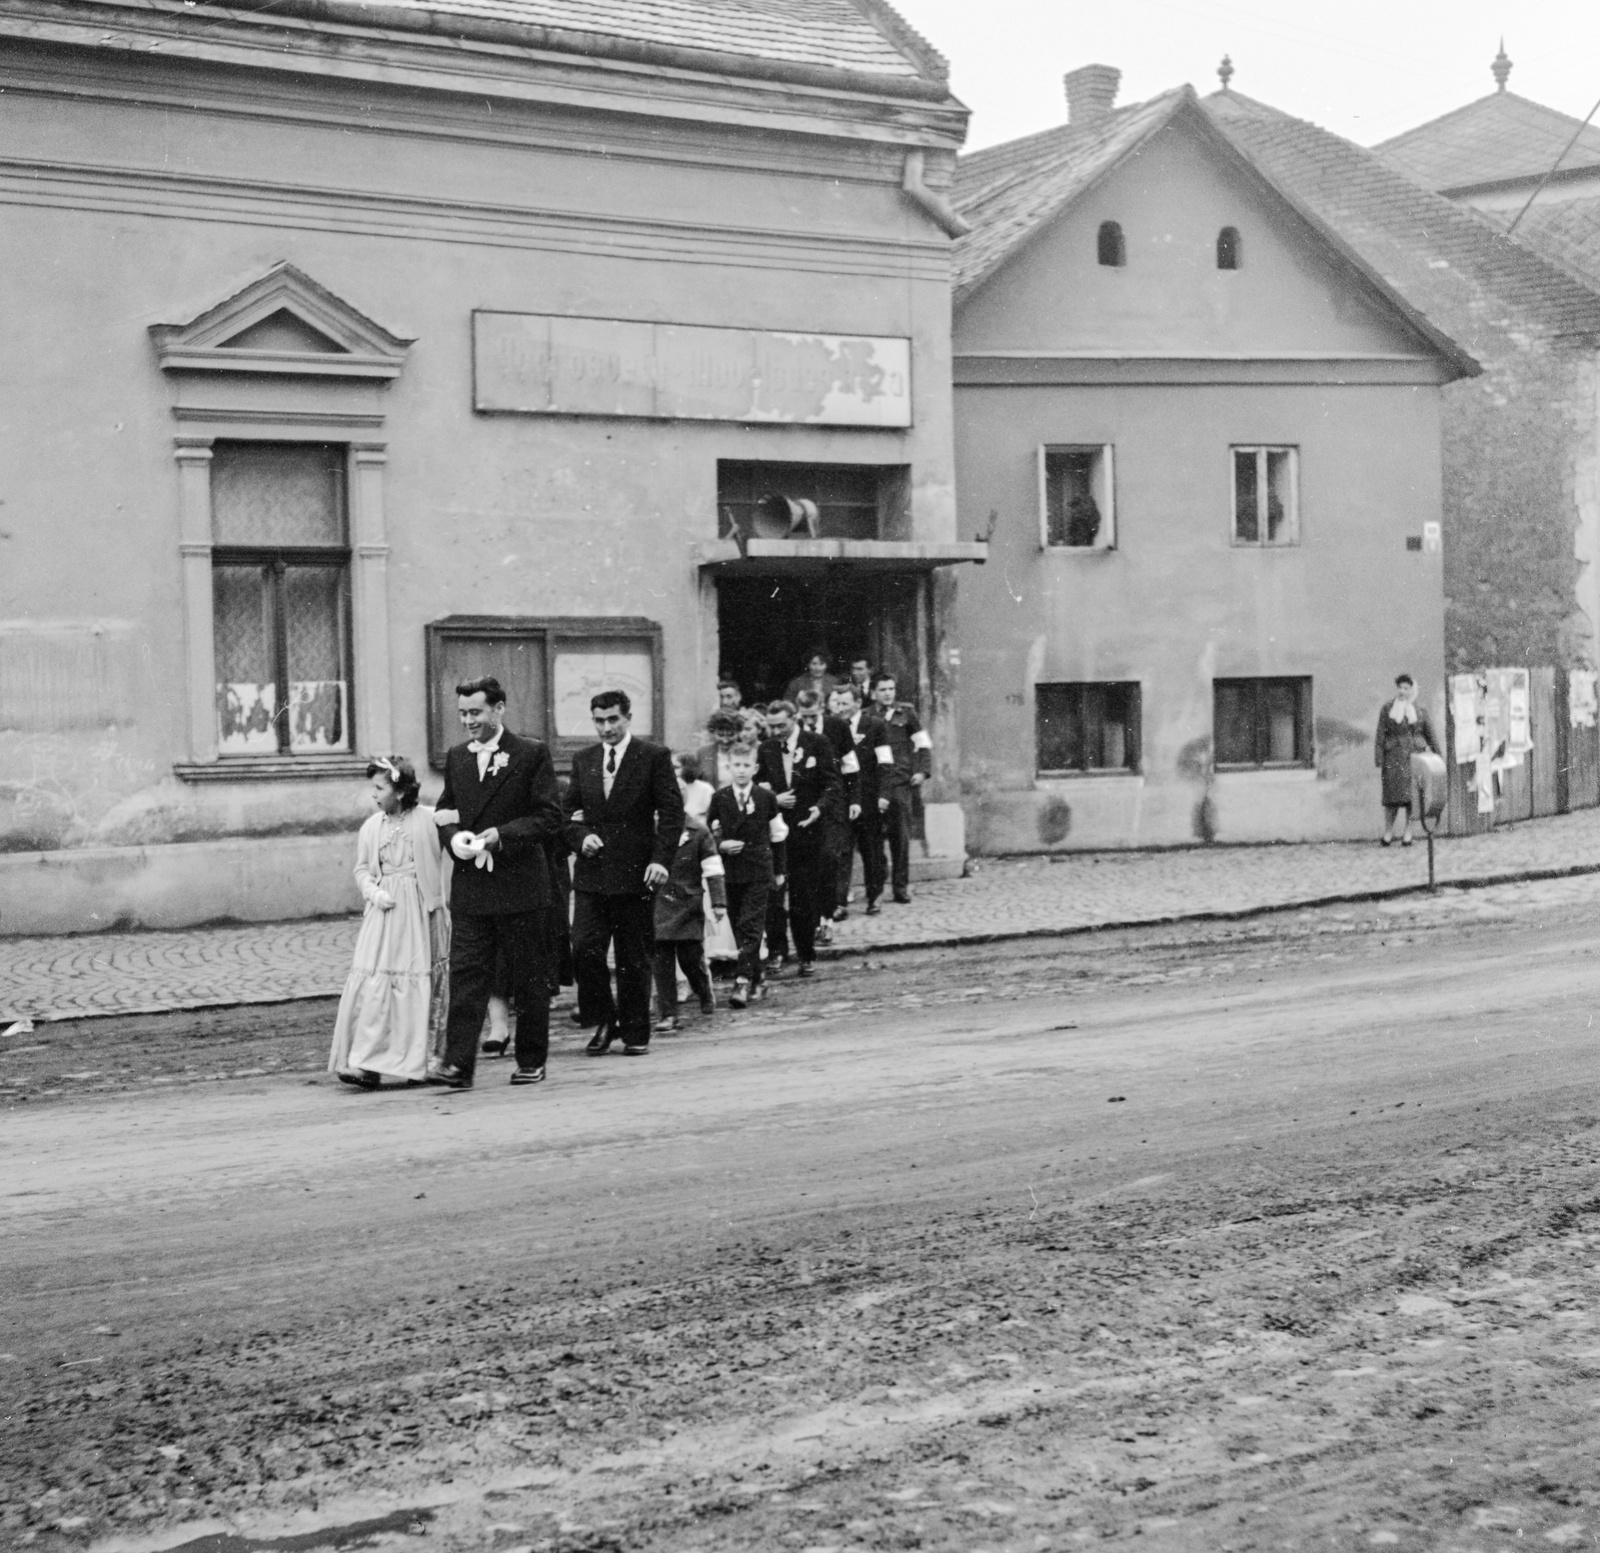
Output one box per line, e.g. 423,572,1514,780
1570,669,1598,729
1452,669,1532,815
1450,674,1480,763
1482,667,1532,761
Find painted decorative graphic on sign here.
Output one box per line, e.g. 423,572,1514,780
553,651,654,738
474,312,912,428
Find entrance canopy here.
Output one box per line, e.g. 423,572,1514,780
693,538,988,576
703,540,985,712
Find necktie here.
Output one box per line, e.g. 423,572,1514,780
606,747,616,775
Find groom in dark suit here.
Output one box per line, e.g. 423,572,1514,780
430,676,562,1090
564,688,683,1055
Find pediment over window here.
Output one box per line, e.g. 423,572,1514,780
151,263,412,379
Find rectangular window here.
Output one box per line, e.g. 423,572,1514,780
1231,446,1298,545
211,442,352,756
1213,677,1312,767
1036,682,1141,775
717,462,906,542
1039,444,1114,549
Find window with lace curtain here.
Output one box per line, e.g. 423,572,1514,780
210,442,353,756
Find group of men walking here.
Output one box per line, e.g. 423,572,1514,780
425,653,932,1091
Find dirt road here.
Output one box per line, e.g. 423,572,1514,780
5,881,1600,1552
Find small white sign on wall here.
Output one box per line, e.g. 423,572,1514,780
1423,521,1442,554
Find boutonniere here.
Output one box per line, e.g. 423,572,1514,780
489,751,510,778
805,755,817,768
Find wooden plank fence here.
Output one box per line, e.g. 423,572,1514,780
1444,666,1600,834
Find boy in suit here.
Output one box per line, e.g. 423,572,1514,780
756,699,839,978
564,688,684,1055
650,760,726,1032
431,676,563,1090
707,744,787,1008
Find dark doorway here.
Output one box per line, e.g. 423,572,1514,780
715,570,925,707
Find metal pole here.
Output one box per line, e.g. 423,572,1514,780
1427,827,1436,892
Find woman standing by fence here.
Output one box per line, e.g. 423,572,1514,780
1375,674,1440,847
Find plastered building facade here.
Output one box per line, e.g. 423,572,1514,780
948,85,1473,853
0,0,975,933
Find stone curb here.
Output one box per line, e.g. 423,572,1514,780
811,858,1600,962
35,857,1600,1025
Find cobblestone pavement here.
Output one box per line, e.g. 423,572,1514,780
5,806,1600,1023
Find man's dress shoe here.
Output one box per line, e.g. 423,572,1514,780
585,1022,616,1056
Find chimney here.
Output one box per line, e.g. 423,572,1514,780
1065,64,1121,126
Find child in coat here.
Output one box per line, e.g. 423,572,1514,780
706,743,788,1008
652,761,728,1032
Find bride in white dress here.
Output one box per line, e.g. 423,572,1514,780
328,757,449,1089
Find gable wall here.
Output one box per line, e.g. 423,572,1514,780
950,118,1451,851
955,122,1427,361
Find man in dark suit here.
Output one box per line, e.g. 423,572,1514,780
431,675,563,1090
836,682,890,916
756,698,839,977
564,688,684,1055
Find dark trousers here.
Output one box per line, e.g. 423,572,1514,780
445,910,551,1078
882,787,914,896
821,817,854,913
572,890,655,1044
785,829,823,962
853,809,887,904
725,879,771,988
765,880,790,961
651,939,711,1018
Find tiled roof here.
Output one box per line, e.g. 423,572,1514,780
1478,194,1600,292
308,0,941,80
951,89,1188,296
1204,89,1600,343
1374,91,1600,193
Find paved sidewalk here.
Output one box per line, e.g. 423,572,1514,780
5,808,1600,1023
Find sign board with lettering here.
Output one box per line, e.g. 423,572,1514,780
473,312,912,428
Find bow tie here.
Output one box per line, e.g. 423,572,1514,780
468,738,497,754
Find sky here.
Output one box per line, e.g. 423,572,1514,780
886,0,1600,152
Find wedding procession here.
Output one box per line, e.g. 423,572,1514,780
328,656,933,1092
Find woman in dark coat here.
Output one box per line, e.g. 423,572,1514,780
1375,673,1440,847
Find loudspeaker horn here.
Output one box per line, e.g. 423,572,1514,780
750,494,820,540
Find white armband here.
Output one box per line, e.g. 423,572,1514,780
840,752,860,775
875,745,894,765
433,808,460,827
701,854,725,878
768,814,789,843
911,730,933,751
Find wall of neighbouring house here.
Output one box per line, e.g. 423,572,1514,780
1440,343,1600,673
0,48,959,930
950,115,1450,851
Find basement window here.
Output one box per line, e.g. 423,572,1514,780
1097,221,1126,268
1217,226,1241,269
1213,677,1312,768
1037,682,1141,775
1231,446,1298,545
1039,445,1114,549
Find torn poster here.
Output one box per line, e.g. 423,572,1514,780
1570,669,1598,730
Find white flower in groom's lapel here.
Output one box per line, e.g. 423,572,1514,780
489,751,510,778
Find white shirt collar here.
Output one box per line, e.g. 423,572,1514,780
604,732,632,765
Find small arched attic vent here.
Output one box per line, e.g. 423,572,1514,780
1217,226,1241,270
1097,221,1125,268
